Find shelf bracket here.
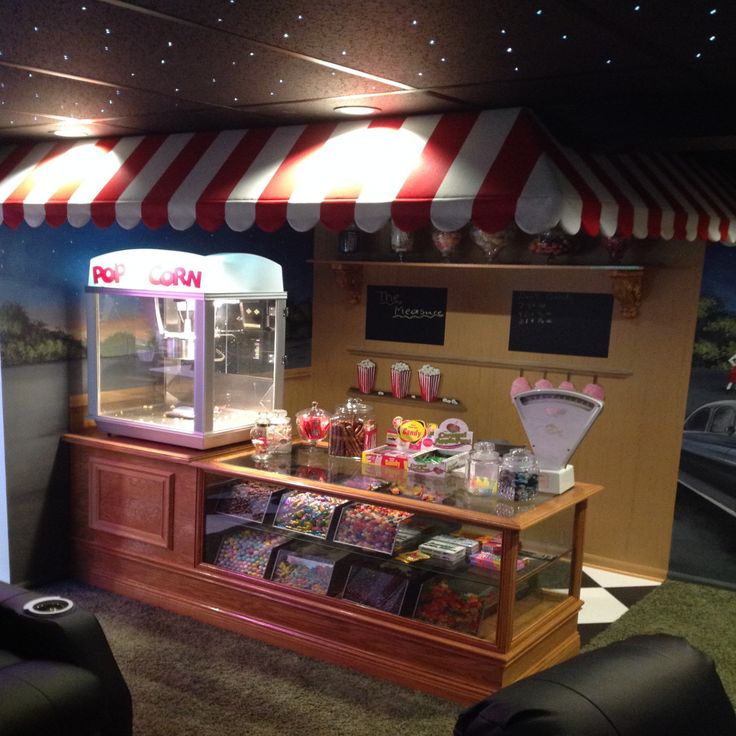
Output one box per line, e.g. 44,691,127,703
609,269,643,318
330,263,363,305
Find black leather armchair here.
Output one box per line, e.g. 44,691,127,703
0,581,132,736
455,634,736,736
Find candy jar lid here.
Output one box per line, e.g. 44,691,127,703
472,441,499,459
335,396,373,417
502,448,538,472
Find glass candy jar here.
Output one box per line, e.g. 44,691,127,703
328,397,377,458
498,448,539,503
267,409,292,454
468,442,501,496
250,412,271,460
296,401,331,446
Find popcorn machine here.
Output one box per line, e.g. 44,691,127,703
86,249,287,449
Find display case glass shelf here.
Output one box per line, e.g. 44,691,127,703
199,443,587,646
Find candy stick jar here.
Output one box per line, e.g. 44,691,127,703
295,401,330,445
328,397,376,458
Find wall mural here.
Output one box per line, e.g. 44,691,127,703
669,243,736,591
0,222,312,584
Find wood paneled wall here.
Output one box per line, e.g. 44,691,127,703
308,228,704,579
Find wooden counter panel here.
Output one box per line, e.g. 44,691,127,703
70,444,199,566
71,541,578,704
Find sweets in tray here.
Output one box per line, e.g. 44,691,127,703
272,491,347,539
413,575,497,635
333,502,415,554
213,527,290,578
339,560,427,616
213,479,285,524
269,541,350,596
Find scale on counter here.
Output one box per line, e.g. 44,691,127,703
512,388,604,493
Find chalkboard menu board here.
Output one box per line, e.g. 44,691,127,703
509,291,613,358
365,285,447,345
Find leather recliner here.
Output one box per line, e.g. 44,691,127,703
455,634,736,736
0,581,132,736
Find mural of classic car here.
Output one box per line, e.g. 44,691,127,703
679,400,736,517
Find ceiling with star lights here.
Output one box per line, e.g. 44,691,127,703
0,0,735,157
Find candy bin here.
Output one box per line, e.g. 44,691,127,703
272,491,347,539
333,503,415,554
212,527,290,578
212,479,286,524
340,560,428,616
269,542,350,596
328,397,377,458
414,576,497,635
295,401,330,446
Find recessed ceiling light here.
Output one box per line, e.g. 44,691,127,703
334,105,381,116
53,122,91,137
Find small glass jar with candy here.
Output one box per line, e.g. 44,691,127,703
295,401,331,446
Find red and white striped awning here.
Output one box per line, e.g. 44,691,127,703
0,107,735,241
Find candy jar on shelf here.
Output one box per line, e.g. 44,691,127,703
470,225,511,262
267,409,292,454
497,448,539,503
328,397,376,458
602,234,629,263
250,412,271,460
390,224,414,261
296,401,330,446
468,442,501,496
431,228,462,261
528,229,573,263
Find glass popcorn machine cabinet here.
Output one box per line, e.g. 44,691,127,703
86,249,287,449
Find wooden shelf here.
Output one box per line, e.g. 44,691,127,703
346,387,466,411
313,260,645,317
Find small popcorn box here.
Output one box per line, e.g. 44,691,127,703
418,368,441,402
390,364,411,399
356,361,376,394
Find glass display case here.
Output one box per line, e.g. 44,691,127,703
86,249,287,448
199,443,594,653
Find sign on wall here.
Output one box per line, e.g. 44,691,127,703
365,285,447,345
509,291,613,358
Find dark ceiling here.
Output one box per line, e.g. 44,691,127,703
1,0,735,157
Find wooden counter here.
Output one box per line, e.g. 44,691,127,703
64,430,602,704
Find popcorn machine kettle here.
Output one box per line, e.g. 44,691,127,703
86,249,287,449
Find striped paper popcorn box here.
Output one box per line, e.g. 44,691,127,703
356,360,376,394
390,362,411,399
418,365,441,402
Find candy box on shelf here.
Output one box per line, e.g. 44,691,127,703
269,541,351,596
272,491,348,540
429,534,481,557
211,526,291,579
212,479,286,524
339,559,429,616
333,502,415,554
413,575,498,635
408,448,470,476
434,418,473,455
418,538,467,566
469,550,529,572
361,445,413,471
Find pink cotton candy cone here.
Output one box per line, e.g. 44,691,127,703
559,381,576,391
510,377,531,397
583,383,605,401
534,379,554,389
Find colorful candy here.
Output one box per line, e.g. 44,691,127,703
414,578,492,634
271,558,333,594
334,503,413,553
214,528,287,578
273,491,343,538
216,481,279,522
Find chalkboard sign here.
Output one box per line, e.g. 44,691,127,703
509,291,613,358
365,285,447,345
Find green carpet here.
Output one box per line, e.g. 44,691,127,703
38,578,736,734
584,580,736,708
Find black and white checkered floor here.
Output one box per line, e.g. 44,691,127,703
574,566,662,646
